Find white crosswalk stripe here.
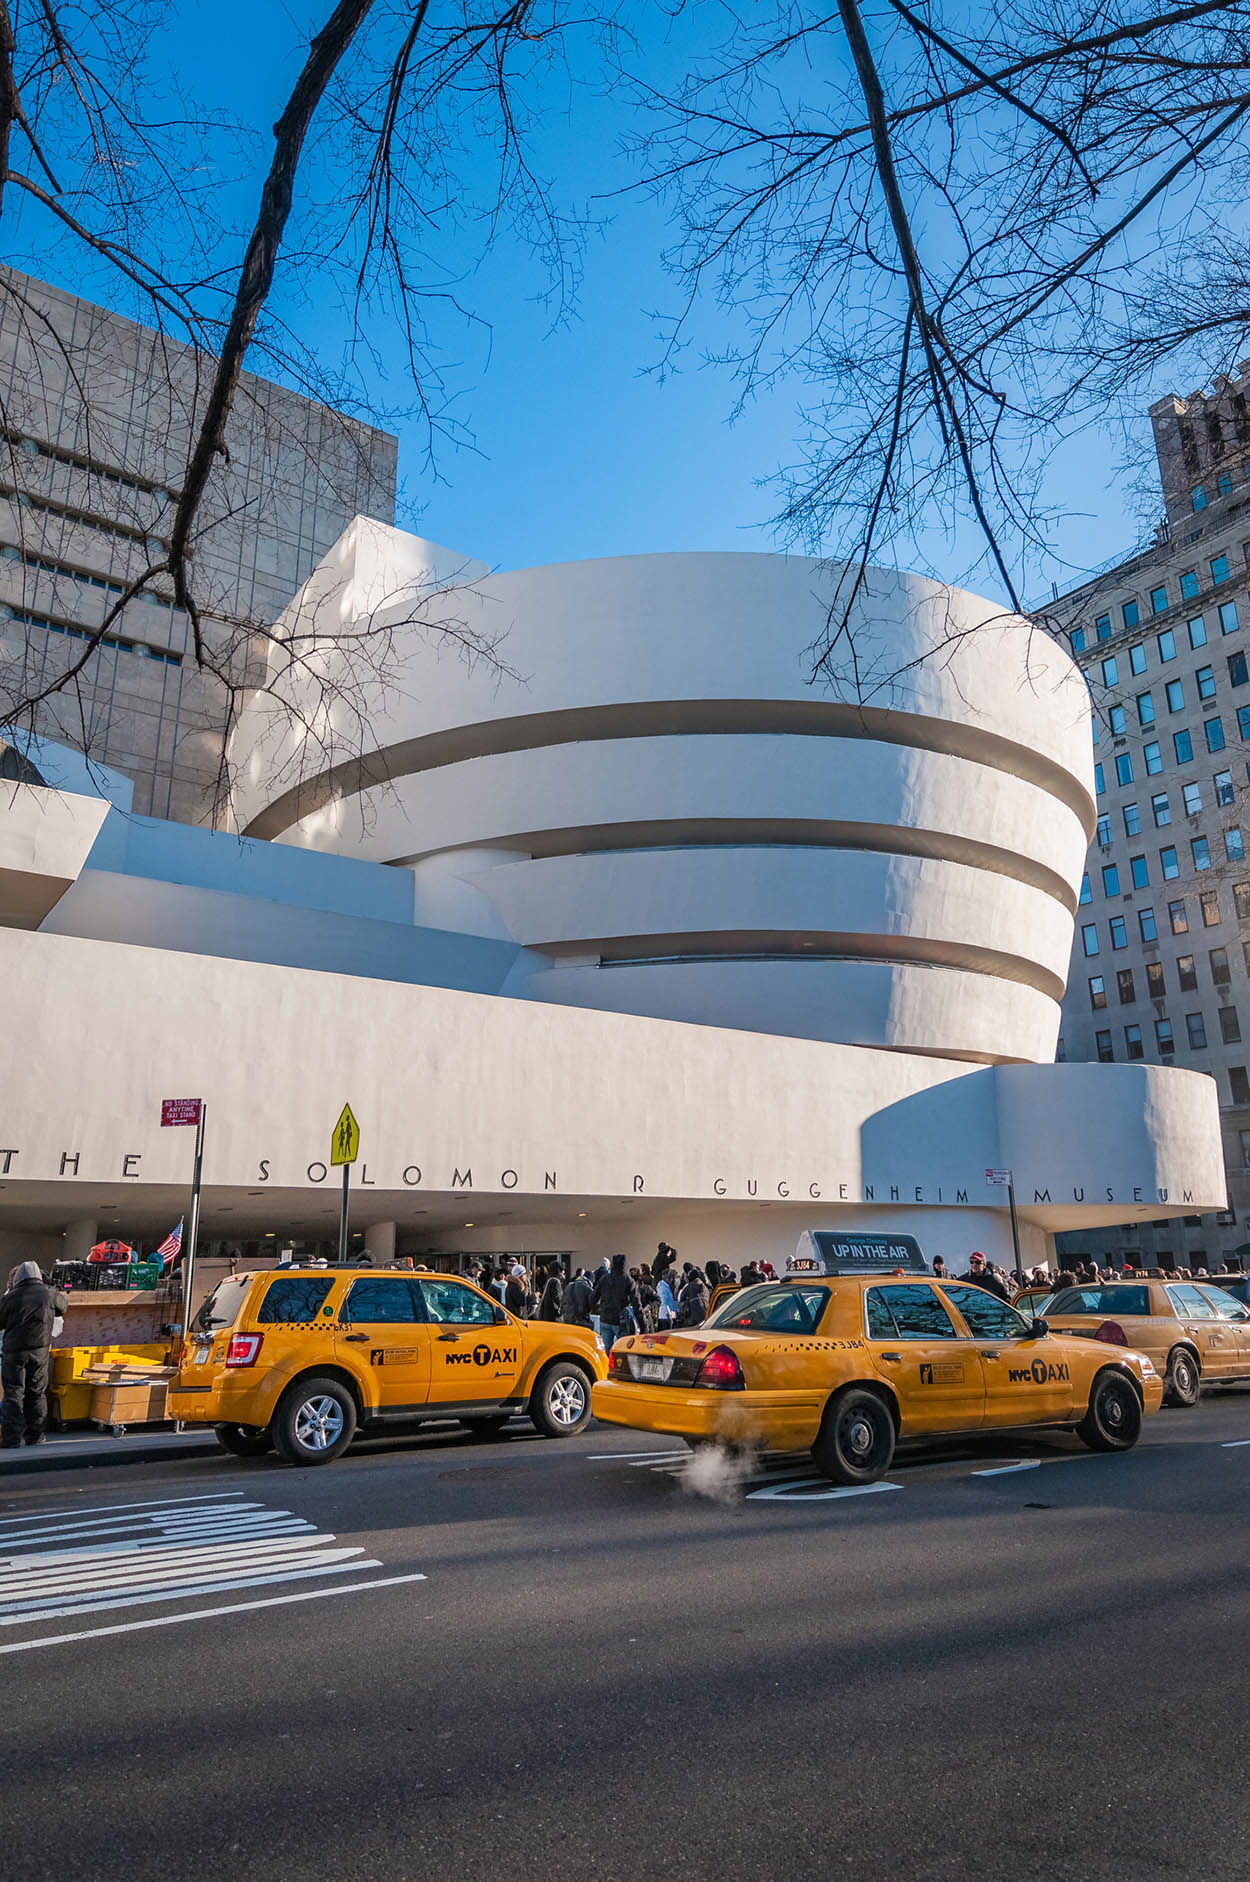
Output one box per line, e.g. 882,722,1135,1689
0,1492,385,1631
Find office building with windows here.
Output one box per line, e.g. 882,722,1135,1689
0,270,397,821
1051,367,1250,1266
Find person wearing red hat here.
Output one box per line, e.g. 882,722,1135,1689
956,1250,1010,1301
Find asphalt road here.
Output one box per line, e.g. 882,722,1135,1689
1,1395,1249,1882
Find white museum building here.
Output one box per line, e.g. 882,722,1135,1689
0,530,1228,1281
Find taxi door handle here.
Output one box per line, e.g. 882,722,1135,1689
879,1352,902,1363
980,1350,1002,1361
342,1333,368,1343
437,1332,460,1342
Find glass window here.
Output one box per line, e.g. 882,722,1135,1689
1130,854,1149,888
1123,600,1139,628
1129,643,1147,676
1229,651,1249,687
1070,628,1086,654
193,1276,253,1333
1079,871,1092,905
1152,793,1170,826
1232,1067,1250,1106
1178,953,1197,990
1201,888,1220,924
1186,1011,1207,1049
1097,813,1112,845
1210,945,1231,985
1193,836,1212,871
1045,1285,1150,1317
714,1284,829,1333
864,1284,957,1341
1197,665,1217,700
1109,704,1127,736
1226,827,1245,861
1096,613,1112,640
1220,600,1239,635
1169,899,1189,934
1124,1022,1144,1059
1136,692,1154,726
1109,916,1128,949
1220,1006,1242,1045
1235,882,1250,920
1190,615,1209,648
341,1278,423,1324
1216,769,1235,807
1206,716,1226,752
1116,753,1134,785
1166,678,1185,711
1183,782,1203,815
1116,967,1135,1004
1181,571,1200,601
1192,488,1208,512
1167,1283,1215,1319
1081,923,1100,956
1240,706,1250,743
1146,960,1166,997
942,1286,1030,1341
1175,730,1194,764
1095,761,1106,794
1156,1017,1175,1056
1244,941,1250,977
1139,907,1158,943
1160,845,1179,879
1102,655,1119,688
1102,863,1120,896
418,1278,502,1325
1122,802,1141,836
1158,628,1176,661
1055,1036,1066,1062
1089,975,1107,1009
1144,742,1163,775
1212,554,1231,584
1151,586,1169,615
1219,473,1234,497
256,1277,335,1324
1095,1029,1114,1061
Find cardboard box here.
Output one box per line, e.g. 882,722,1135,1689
88,1380,171,1428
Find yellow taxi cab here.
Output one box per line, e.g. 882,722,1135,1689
1040,1276,1250,1407
168,1265,604,1466
1011,1286,1053,1318
591,1264,1163,1484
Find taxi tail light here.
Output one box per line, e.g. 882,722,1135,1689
1094,1320,1129,1347
225,1332,264,1368
694,1345,745,1391
608,1347,630,1377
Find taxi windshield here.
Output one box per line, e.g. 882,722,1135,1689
705,1284,829,1333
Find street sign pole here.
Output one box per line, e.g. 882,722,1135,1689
338,1160,350,1265
1006,1171,1023,1279
181,1102,206,1358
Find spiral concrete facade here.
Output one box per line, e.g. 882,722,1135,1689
231,521,1095,1066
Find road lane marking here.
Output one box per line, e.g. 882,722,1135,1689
747,1480,903,1501
585,1451,686,1462
1221,1439,1250,1447
0,1492,248,1527
973,1461,1042,1477
0,1573,430,1655
3,1554,381,1625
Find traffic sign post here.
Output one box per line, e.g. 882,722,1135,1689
330,1104,360,1265
985,1167,1023,1276
161,1097,205,1359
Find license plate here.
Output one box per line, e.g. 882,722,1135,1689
194,1344,211,1366
636,1357,669,1383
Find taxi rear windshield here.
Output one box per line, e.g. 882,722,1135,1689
1044,1286,1150,1317
193,1276,253,1332
706,1284,829,1333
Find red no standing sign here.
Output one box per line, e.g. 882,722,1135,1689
161,1098,203,1127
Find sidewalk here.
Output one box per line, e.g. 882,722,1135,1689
0,1426,219,1474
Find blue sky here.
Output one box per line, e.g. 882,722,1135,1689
10,0,1150,598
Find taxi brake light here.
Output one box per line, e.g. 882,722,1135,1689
694,1345,745,1391
608,1346,630,1376
225,1331,264,1368
1094,1320,1128,1347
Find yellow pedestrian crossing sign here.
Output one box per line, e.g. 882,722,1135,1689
331,1103,360,1167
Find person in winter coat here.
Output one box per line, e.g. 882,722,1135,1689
561,1268,594,1329
675,1265,709,1328
537,1270,564,1322
592,1254,644,1354
0,1261,68,1448
504,1264,530,1318
956,1252,1010,1301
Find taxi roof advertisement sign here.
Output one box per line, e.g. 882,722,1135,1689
786,1230,927,1276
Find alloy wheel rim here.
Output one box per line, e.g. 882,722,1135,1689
295,1395,345,1451
550,1376,586,1425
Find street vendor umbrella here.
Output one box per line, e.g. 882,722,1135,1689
88,1239,136,1263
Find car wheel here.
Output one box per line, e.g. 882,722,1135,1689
1164,1346,1200,1409
214,1423,274,1458
811,1388,895,1486
272,1376,357,1466
1076,1369,1143,1453
529,1362,592,1437
460,1414,511,1437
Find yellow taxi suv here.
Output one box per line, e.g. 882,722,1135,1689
168,1266,604,1466
1041,1277,1250,1407
591,1273,1163,1484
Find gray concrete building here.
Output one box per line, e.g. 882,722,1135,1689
1051,367,1250,1268
0,270,397,822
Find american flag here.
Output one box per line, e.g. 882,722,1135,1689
155,1219,184,1267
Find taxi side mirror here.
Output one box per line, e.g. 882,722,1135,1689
1029,1318,1050,1338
